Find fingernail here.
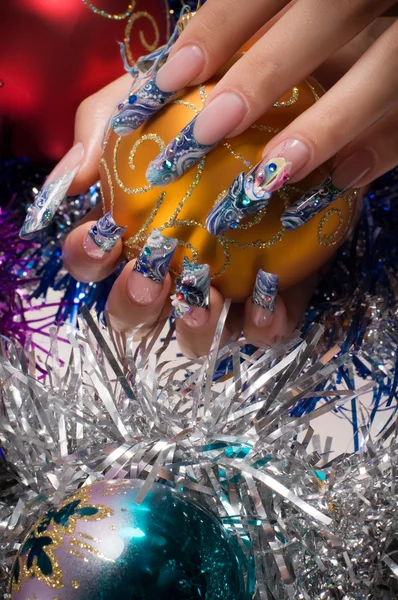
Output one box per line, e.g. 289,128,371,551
146,92,246,187
83,212,127,259
171,257,210,319
19,143,84,239
251,270,278,328
281,148,375,230
133,229,178,283
112,45,205,136
206,158,291,235
155,45,205,92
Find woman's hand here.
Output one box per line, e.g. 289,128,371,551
24,11,396,357
139,0,398,222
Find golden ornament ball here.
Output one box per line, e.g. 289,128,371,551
100,64,357,302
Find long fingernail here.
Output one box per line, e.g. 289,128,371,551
83,212,127,259
281,148,375,230
206,158,292,235
19,143,84,239
171,257,210,319
133,229,178,283
146,92,246,187
128,230,177,305
251,270,278,328
112,45,205,136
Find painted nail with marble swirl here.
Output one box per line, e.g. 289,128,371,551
83,212,127,259
112,45,205,137
171,257,210,322
251,270,279,328
206,157,291,235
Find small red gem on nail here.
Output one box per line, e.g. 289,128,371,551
177,293,184,301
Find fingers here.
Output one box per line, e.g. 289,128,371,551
243,271,319,347
279,107,398,232
19,73,132,238
62,209,126,283
175,286,235,359
206,19,398,235
106,259,173,334
203,0,394,137
165,0,289,86
144,0,395,189
69,73,132,194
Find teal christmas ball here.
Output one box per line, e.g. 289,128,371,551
10,480,247,599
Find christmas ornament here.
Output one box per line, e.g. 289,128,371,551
100,69,358,301
10,480,246,600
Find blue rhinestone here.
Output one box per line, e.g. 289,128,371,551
230,221,238,229
140,265,148,275
163,160,173,170
143,246,152,257
269,163,277,172
128,94,138,104
92,226,98,235
242,198,251,206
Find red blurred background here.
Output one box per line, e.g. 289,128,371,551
0,0,169,162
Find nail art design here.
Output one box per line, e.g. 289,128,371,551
19,170,78,239
280,175,341,231
133,229,178,284
146,116,215,187
112,76,177,136
86,212,127,253
252,270,278,312
206,158,291,235
171,257,210,318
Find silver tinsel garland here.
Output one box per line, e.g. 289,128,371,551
0,305,397,599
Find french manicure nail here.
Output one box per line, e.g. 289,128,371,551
171,257,210,319
127,270,163,306
133,229,178,284
206,157,291,235
83,212,127,259
251,270,278,328
146,92,246,187
112,45,205,136
19,143,84,239
281,148,375,231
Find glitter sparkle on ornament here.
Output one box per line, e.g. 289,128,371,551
10,481,246,600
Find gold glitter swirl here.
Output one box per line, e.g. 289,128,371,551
128,134,166,171
162,160,206,228
82,0,134,20
69,537,115,563
250,124,280,134
212,237,231,278
222,142,252,169
124,11,160,66
274,87,299,108
12,487,114,592
237,207,268,230
114,135,162,194
317,190,357,247
124,192,166,250
173,99,200,113
101,157,114,213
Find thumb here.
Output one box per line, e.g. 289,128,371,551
68,73,132,195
